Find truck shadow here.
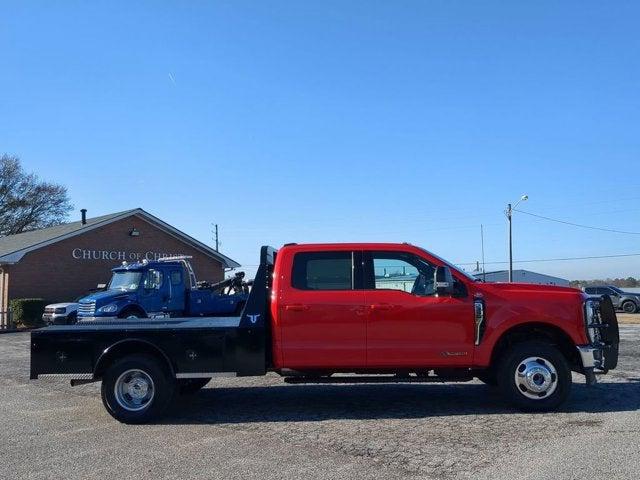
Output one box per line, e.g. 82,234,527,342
163,380,640,425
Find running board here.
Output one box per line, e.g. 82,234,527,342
284,375,473,384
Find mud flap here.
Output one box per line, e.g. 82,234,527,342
599,295,620,370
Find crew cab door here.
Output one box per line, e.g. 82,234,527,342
279,250,366,368
363,250,474,367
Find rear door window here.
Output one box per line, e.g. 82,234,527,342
292,252,354,290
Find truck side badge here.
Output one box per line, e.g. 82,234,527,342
248,314,260,324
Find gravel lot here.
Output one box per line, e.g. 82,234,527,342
617,313,640,324
1,328,639,480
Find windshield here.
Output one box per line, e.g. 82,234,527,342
609,286,624,294
109,271,142,291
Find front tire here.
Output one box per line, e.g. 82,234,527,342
118,308,145,320
101,354,175,424
621,301,637,314
497,341,571,412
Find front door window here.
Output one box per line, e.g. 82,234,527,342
371,253,436,296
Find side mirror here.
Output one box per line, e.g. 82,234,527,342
434,266,454,296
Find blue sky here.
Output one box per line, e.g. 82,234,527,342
1,1,639,279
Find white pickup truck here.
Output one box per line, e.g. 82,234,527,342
42,302,78,325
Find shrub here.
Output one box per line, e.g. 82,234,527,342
9,298,47,328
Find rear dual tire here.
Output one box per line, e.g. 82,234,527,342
497,341,571,412
101,354,175,424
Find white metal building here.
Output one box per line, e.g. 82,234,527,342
473,269,570,286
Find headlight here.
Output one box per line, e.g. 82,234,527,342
584,299,602,343
54,307,66,314
97,303,118,313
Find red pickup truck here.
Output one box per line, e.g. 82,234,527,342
31,243,619,423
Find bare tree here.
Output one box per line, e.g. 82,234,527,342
0,154,73,236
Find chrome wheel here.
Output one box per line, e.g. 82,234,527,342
514,356,558,400
114,369,155,411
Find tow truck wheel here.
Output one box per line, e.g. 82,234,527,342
497,341,571,412
178,378,211,395
101,354,175,424
118,309,144,320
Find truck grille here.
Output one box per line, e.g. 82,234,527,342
44,307,55,314
78,301,96,316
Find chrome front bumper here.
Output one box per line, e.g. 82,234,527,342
42,313,68,325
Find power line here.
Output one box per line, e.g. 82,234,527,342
515,209,640,235
239,252,640,269
455,252,640,267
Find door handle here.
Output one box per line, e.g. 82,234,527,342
370,303,394,311
285,304,310,311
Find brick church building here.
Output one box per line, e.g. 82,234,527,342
0,208,239,320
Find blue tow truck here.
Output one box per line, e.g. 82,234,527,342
77,256,250,320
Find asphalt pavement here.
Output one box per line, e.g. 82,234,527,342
1,327,639,480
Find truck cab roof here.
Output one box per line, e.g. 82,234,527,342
280,242,413,249
278,242,475,281
110,256,198,289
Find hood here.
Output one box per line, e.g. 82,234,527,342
470,281,587,345
478,282,580,295
45,302,78,309
79,289,134,303
474,283,588,323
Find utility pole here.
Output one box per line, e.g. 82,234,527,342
213,223,219,252
505,195,528,283
506,205,513,282
480,224,486,282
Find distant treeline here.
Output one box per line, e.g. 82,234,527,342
570,277,639,288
